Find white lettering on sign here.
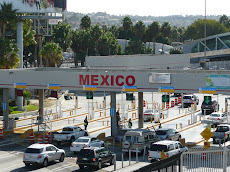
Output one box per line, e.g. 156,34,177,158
79,75,136,87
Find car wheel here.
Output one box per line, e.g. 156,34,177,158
84,132,88,136
98,161,102,169
24,163,30,167
42,158,48,167
110,156,115,165
59,153,65,162
79,164,84,169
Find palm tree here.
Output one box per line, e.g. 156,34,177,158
122,16,132,48
0,38,19,69
134,21,146,41
0,2,18,38
147,21,160,54
53,22,72,52
161,22,172,53
39,42,63,67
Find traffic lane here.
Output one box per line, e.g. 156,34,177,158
180,124,207,142
0,149,80,172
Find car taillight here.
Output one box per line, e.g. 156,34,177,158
71,144,73,147
148,152,149,156
93,158,96,161
23,154,25,158
139,145,141,147
166,153,169,157
212,105,214,107
165,136,168,139
217,118,221,120
76,157,78,161
66,136,68,139
83,144,86,148
37,155,42,159
207,117,209,119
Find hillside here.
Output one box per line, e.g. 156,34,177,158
65,11,225,30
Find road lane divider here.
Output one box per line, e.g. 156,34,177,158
14,108,111,132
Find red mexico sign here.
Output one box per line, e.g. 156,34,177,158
79,75,136,87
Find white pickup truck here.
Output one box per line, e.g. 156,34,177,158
53,126,89,145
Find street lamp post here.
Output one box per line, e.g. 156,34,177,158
204,0,207,69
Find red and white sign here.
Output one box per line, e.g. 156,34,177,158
79,75,136,87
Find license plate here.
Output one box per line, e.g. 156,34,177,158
82,158,88,160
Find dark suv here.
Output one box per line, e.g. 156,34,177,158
76,147,115,169
201,100,219,115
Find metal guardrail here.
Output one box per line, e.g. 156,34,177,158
134,153,181,172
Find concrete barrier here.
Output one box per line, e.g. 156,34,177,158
19,129,33,139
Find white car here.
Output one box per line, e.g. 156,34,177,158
148,140,188,162
143,109,162,122
207,112,227,123
70,137,105,153
23,144,65,167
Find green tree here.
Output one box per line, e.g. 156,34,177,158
185,19,228,40
169,48,183,54
219,15,230,29
161,22,172,52
147,21,160,54
133,21,146,41
53,22,72,52
23,19,35,66
122,16,133,47
109,25,119,38
125,37,145,55
97,31,121,56
0,38,19,69
80,15,91,30
0,2,18,38
71,29,91,66
39,42,63,67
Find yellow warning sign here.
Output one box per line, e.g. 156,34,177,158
200,128,214,141
161,150,166,160
204,141,210,148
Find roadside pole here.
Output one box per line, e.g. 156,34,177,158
121,91,125,126
152,92,153,111
88,100,90,120
91,95,93,119
182,93,184,113
25,98,27,117
56,100,58,119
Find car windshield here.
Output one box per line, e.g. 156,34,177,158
150,144,168,152
183,96,192,99
78,149,95,158
144,110,153,113
63,128,73,131
156,130,167,135
76,138,89,142
25,148,43,153
210,114,220,117
125,136,132,141
216,126,229,132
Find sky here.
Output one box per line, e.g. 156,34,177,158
67,0,230,16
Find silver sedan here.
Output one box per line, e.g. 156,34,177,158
207,112,227,123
